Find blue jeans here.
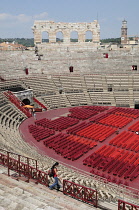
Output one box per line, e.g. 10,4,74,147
49,177,60,190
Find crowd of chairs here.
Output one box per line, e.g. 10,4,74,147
68,107,98,120
67,121,117,142
28,124,55,141
109,131,139,152
128,120,139,132
98,113,132,128
27,105,139,184
76,123,117,142
43,133,97,161
35,117,79,131
66,122,92,135
83,144,139,181
106,107,139,119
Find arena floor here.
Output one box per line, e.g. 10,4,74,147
19,106,139,191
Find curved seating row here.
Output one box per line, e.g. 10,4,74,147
35,117,79,131
66,134,97,149
35,118,49,127
98,114,132,128
76,123,117,142
109,131,139,152
0,92,26,129
90,113,110,123
83,105,108,112
83,145,139,181
128,120,139,132
28,124,55,141
106,107,139,119
43,133,96,160
90,169,129,186
68,107,98,120
66,122,92,135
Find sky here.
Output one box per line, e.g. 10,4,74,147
0,0,139,39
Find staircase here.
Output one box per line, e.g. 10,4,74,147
0,166,98,210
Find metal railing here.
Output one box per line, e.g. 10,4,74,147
1,149,139,209
63,180,98,207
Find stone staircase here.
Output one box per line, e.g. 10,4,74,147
0,166,101,210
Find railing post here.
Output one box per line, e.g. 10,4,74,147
96,191,98,208
7,151,10,176
36,159,37,171
18,155,21,177
27,157,29,182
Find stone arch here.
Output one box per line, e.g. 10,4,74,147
22,98,30,105
85,30,93,42
42,31,49,43
32,20,100,45
70,31,78,42
56,31,64,42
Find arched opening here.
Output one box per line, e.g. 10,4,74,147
22,98,30,105
42,31,49,43
135,102,139,109
70,31,78,42
85,31,93,42
135,104,139,109
56,31,63,42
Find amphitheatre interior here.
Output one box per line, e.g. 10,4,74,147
1,24,139,208
20,105,139,192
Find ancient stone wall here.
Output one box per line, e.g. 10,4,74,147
14,89,34,104
32,20,100,45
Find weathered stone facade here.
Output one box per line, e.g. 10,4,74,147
13,89,34,104
32,20,100,46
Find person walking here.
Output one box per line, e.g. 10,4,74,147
49,162,61,191
32,108,37,120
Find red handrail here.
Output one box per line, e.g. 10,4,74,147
33,97,47,110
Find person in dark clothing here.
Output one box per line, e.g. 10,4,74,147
49,162,61,191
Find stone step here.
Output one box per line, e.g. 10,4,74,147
0,195,22,210
0,167,98,210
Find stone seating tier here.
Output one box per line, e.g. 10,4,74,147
0,49,139,79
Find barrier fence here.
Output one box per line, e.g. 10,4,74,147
118,199,139,210
1,149,139,209
0,149,98,207
63,179,98,207
0,149,48,186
